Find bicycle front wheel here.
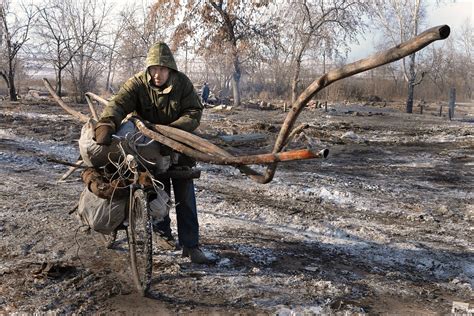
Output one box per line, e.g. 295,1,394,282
128,189,153,296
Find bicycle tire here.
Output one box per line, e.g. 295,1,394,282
128,189,153,296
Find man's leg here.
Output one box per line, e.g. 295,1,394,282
172,178,214,264
171,178,199,248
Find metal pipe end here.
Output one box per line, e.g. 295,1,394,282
320,148,329,158
439,25,450,39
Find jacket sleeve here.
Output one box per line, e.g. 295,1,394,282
169,77,203,132
100,76,141,128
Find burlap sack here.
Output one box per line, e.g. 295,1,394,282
77,187,127,234
78,119,121,167
78,119,170,173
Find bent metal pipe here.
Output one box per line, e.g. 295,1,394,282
43,25,449,183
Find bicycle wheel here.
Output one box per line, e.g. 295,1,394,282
128,189,153,296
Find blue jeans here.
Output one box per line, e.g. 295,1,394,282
153,177,199,248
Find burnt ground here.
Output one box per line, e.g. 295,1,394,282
0,99,473,314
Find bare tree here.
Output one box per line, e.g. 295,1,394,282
154,0,276,107
0,1,36,101
103,14,128,93
64,0,110,103
116,2,171,79
456,19,473,99
35,0,95,97
282,0,367,104
371,0,427,113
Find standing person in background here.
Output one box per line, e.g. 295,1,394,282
201,82,210,104
94,42,213,264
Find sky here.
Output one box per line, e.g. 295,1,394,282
9,0,473,66
347,0,473,61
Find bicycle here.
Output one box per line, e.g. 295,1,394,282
97,131,200,296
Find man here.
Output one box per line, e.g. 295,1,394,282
94,42,212,264
201,82,210,104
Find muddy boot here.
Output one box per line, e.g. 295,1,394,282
182,247,215,264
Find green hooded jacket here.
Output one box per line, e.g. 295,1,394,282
100,42,203,132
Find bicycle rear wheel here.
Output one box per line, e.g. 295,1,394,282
128,189,153,296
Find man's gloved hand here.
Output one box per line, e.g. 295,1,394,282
81,167,128,199
94,119,115,145
160,144,173,156
178,154,196,168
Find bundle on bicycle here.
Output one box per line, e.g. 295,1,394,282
75,118,195,296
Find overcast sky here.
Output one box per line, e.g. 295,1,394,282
10,0,473,63
348,0,473,61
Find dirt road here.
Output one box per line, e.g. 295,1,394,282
1,100,472,314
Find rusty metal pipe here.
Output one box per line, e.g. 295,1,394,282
151,124,274,181
258,24,451,184
131,118,326,165
153,124,231,157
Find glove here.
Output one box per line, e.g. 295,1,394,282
81,167,127,199
160,144,173,156
94,119,115,145
178,154,196,168
81,167,99,186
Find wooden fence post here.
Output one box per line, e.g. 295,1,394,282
448,87,456,120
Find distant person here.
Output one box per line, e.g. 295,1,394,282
94,42,213,264
201,82,210,104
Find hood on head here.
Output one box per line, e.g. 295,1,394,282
145,42,178,72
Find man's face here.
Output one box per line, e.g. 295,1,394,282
149,65,170,87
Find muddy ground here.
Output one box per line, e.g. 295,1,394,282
0,99,473,314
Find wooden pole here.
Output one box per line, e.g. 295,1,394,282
260,25,450,183
85,94,99,121
43,78,89,123
448,87,456,120
57,160,84,182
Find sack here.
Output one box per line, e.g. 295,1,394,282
79,119,171,173
77,187,127,234
149,189,171,222
79,119,121,168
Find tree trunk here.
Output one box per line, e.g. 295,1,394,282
231,71,241,107
291,58,302,104
8,60,17,101
405,53,416,113
406,80,415,113
56,68,63,97
231,52,241,107
448,87,456,120
105,67,112,93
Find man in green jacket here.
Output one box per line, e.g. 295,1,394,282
94,42,212,264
